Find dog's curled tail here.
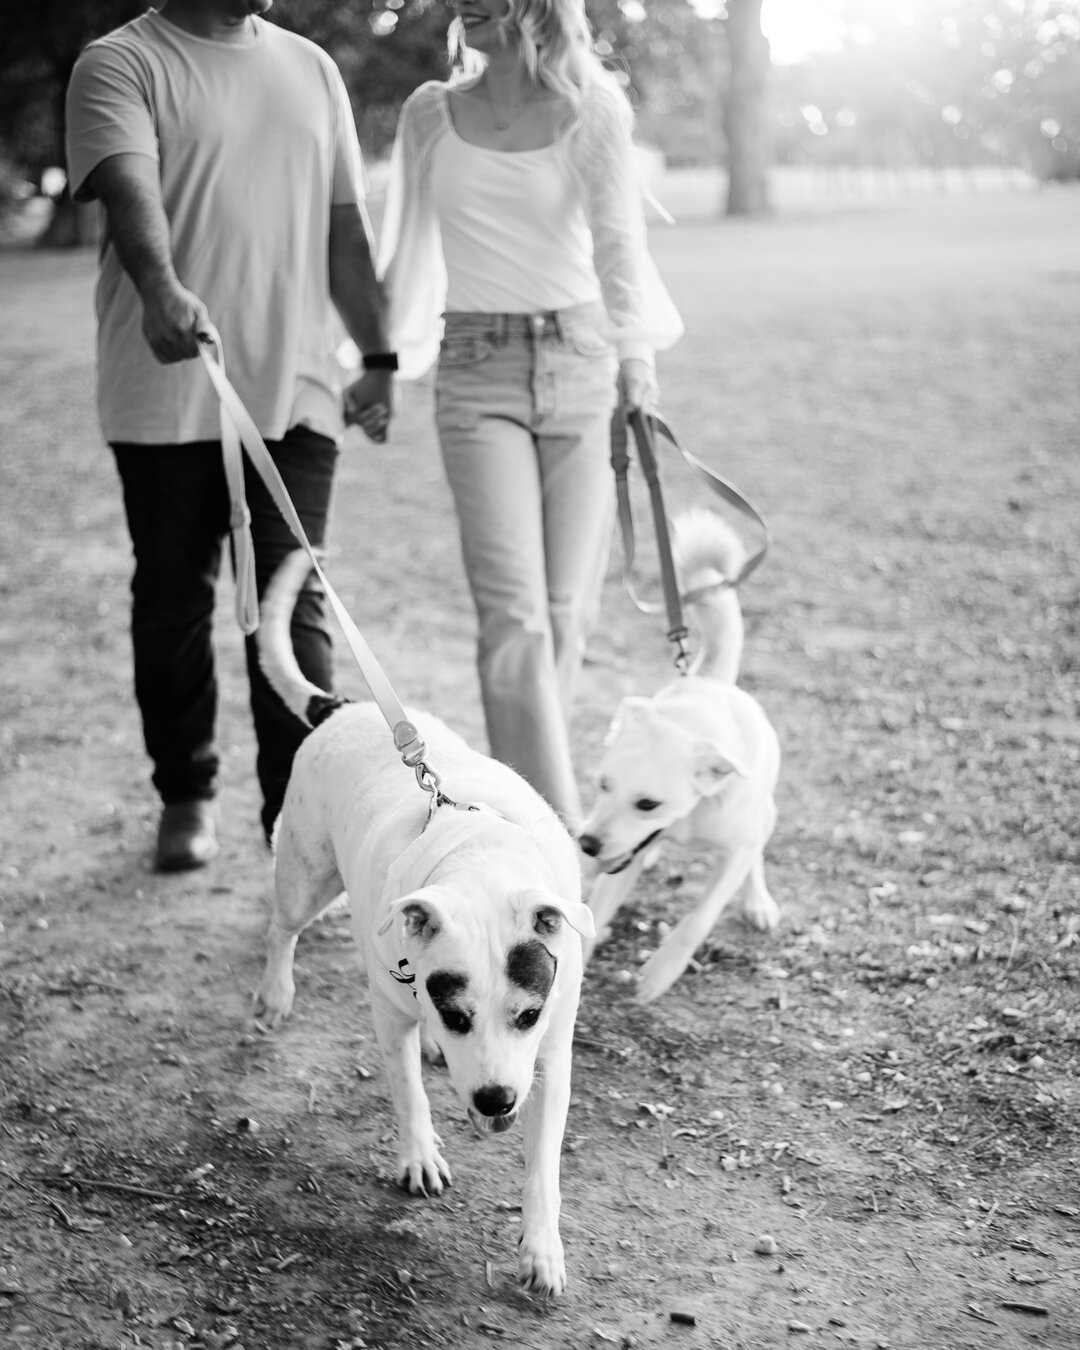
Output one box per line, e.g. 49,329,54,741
671,509,746,683
672,508,747,585
257,549,334,726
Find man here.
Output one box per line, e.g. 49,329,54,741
66,0,396,870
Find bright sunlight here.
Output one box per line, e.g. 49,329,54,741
762,0,847,64
760,0,950,65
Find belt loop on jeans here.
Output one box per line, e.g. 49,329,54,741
552,309,565,341
494,313,508,346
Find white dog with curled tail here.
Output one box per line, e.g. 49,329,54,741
579,509,781,1003
253,550,594,1298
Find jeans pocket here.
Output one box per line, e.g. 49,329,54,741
438,333,495,369
559,321,614,359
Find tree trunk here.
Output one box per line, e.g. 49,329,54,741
723,0,771,216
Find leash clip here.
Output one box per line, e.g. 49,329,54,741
669,626,691,675
394,719,427,768
395,721,455,820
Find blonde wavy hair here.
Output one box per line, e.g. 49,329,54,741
447,0,610,107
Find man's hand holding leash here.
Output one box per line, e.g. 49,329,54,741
141,281,212,364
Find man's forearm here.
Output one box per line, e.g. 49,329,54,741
328,203,391,355
90,154,180,303
88,153,206,363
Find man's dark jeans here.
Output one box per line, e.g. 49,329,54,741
112,426,339,840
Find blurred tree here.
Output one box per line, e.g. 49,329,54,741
770,0,1080,182
270,0,451,157
0,0,144,242
722,0,770,212
588,0,723,166
1,0,769,241
273,0,729,170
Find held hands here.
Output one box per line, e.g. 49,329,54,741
141,281,211,364
618,357,658,414
343,369,395,444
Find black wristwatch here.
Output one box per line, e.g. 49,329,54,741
362,352,399,372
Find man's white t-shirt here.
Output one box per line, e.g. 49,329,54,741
66,12,365,445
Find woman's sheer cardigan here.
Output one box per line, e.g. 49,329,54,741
378,78,685,380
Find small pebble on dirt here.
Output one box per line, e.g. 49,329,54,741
613,970,635,986
754,1235,778,1255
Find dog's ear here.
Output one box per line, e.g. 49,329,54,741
606,696,654,743
693,739,749,795
526,893,596,941
376,886,447,941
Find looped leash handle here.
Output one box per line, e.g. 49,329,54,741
198,325,259,634
196,326,421,774
610,406,770,668
641,410,770,587
609,409,664,620
626,408,689,658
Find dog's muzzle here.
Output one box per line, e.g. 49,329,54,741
581,828,662,875
469,1107,519,1136
469,1084,518,1136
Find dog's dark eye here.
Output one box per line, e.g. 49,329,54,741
515,1008,542,1031
598,776,611,794
441,1009,472,1035
634,798,661,813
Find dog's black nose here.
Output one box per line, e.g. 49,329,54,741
473,1084,517,1118
578,833,601,857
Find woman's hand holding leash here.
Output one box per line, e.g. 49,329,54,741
618,356,658,413
344,368,395,444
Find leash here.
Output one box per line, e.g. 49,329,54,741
196,325,445,805
610,407,769,672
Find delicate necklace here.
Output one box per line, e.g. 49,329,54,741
480,78,533,131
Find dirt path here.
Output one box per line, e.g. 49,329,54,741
2,192,1079,1349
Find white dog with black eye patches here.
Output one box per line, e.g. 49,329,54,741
253,551,594,1298
579,510,780,1003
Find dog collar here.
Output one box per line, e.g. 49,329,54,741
382,803,546,905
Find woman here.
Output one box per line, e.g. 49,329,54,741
376,0,683,827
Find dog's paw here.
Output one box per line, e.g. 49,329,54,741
743,891,780,931
396,1141,452,1198
518,1230,566,1298
252,977,294,1028
633,952,683,1004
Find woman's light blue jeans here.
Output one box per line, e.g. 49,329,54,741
435,302,619,825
